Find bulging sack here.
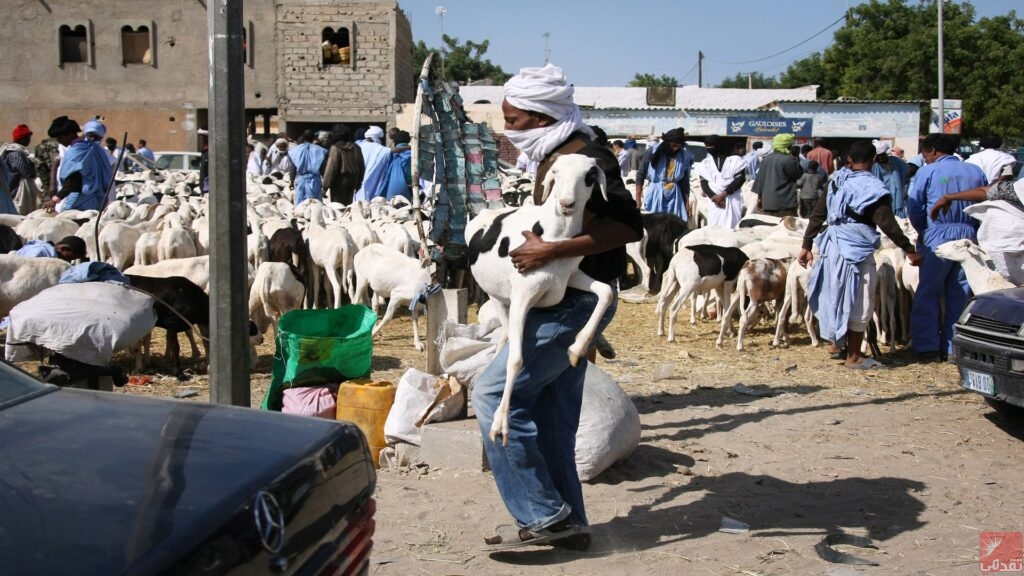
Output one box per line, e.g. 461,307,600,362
576,363,641,482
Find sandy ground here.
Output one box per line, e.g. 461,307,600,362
26,294,1024,575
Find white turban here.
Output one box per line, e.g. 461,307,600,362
502,63,595,161
873,139,892,155
365,126,385,143
503,64,577,121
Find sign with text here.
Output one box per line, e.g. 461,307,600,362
726,117,813,137
929,98,963,134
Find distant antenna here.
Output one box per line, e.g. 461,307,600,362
542,31,551,64
435,6,447,79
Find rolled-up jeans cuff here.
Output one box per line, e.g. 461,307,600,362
520,503,571,531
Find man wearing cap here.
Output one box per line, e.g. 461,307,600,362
907,133,987,362
354,125,390,201
642,128,693,221
43,118,112,213
752,133,803,217
472,63,642,552
0,124,38,214
871,140,910,217
695,135,748,229
16,236,87,262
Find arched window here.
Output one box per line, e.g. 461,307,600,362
121,24,152,65
321,27,351,67
59,24,89,65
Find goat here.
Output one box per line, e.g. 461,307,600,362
0,223,23,253
352,243,432,351
935,239,1015,293
772,258,819,348
249,261,307,355
465,154,614,445
124,255,211,293
717,258,788,351
267,221,312,307
640,212,689,293
125,274,209,378
656,244,748,342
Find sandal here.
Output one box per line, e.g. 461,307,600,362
845,358,885,370
483,521,582,551
829,348,848,360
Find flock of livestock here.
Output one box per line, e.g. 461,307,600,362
0,156,1011,378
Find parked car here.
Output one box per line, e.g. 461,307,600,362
951,287,1024,414
0,360,377,575
154,151,202,172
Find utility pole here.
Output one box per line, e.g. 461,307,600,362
435,6,447,79
698,51,704,87
207,0,249,406
542,32,551,64
747,72,752,90
937,0,945,132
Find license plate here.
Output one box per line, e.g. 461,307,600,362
963,369,995,396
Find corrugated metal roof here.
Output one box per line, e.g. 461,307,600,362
457,85,820,111
778,98,926,104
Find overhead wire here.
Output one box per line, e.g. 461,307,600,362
705,13,847,66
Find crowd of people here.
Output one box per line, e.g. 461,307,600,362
244,124,414,206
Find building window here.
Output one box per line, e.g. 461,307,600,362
59,23,91,65
121,24,153,65
321,27,352,67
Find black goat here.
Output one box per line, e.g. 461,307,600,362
267,220,312,307
0,224,23,253
641,212,690,293
125,274,209,378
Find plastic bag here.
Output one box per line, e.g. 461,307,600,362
282,386,337,419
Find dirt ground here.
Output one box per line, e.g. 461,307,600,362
35,294,1024,575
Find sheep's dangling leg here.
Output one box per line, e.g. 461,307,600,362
490,291,530,446
566,270,614,367
409,300,425,352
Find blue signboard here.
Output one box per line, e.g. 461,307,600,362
726,117,813,137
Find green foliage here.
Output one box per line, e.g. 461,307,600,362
412,35,512,86
627,73,679,88
717,72,781,89
779,0,1024,137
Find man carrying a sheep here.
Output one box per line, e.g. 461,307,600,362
472,63,642,551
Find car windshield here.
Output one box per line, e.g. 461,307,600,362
0,361,49,408
154,155,176,170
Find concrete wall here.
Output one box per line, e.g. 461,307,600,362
0,0,277,151
0,0,413,151
276,0,413,130
777,102,923,156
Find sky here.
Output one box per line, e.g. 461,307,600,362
402,0,1020,88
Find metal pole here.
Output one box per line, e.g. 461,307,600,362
937,0,945,132
698,51,703,88
207,0,249,406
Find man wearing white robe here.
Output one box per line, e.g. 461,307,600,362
694,136,748,229
965,134,1015,185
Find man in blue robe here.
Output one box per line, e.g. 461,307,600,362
44,118,113,213
354,126,391,201
382,130,413,202
871,140,910,217
287,130,327,206
907,133,987,362
642,128,692,222
800,140,921,369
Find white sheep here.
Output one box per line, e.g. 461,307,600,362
352,243,432,352
465,154,614,445
935,239,1015,294
249,261,307,342
125,255,211,293
0,255,71,317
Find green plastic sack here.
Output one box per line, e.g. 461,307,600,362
261,305,377,411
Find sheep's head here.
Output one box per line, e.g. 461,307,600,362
934,239,977,262
540,154,607,216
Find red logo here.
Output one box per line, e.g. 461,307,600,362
980,532,1023,573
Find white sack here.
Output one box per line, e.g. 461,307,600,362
576,363,641,482
384,368,437,446
5,282,157,366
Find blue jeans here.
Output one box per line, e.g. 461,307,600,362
472,289,617,531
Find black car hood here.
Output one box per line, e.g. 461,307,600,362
969,287,1024,326
0,388,364,575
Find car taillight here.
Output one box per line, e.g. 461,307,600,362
318,498,376,576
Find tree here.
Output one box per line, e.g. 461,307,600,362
717,72,781,89
780,0,1024,137
628,73,679,88
412,35,511,86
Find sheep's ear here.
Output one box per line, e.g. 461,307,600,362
541,165,558,203
585,165,608,202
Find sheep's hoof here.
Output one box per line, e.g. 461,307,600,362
567,351,582,368
414,342,425,352
489,422,509,446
